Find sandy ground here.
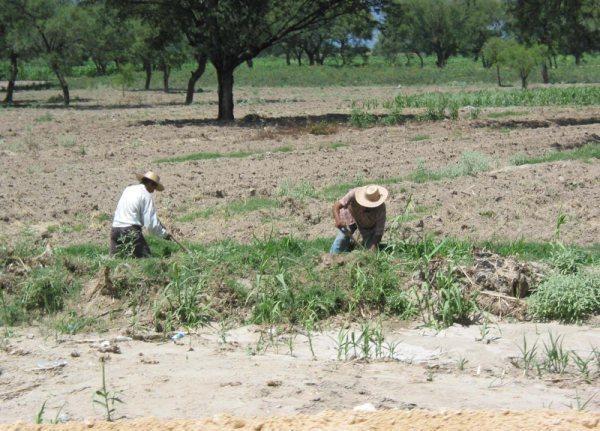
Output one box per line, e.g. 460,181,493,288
2,410,600,431
1,322,598,423
0,85,599,247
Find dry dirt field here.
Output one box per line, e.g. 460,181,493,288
0,85,599,247
1,322,599,424
1,85,599,427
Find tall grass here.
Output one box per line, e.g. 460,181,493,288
2,231,599,329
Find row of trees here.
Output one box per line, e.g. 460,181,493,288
1,0,599,119
377,0,599,76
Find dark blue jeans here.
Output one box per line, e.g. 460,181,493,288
329,224,378,254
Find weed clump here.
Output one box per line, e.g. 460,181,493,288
528,272,599,323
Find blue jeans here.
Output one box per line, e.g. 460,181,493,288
329,224,378,254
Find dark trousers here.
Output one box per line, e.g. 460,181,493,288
110,226,151,258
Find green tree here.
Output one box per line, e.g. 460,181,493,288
114,62,135,96
500,42,546,89
482,37,511,86
79,2,134,75
116,0,380,121
380,0,502,68
11,0,88,105
506,0,599,80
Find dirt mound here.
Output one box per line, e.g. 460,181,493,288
463,249,546,319
2,410,598,431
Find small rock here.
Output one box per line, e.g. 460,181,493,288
353,402,376,412
70,351,80,358
266,380,282,387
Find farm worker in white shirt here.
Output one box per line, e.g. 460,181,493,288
110,171,172,258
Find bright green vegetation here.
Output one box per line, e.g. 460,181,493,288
529,272,600,323
410,134,430,141
393,86,600,108
9,55,600,90
2,229,599,331
350,86,600,127
486,110,526,118
156,145,292,164
178,198,279,222
409,151,492,183
318,151,492,201
513,142,600,166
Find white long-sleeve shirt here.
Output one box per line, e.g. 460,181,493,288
112,184,167,238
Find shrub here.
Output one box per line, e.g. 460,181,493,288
349,108,377,128
529,272,600,323
19,267,71,313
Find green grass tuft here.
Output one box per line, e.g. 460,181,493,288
156,145,292,164
513,142,600,166
178,198,279,222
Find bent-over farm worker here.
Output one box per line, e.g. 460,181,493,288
330,184,388,254
110,171,172,258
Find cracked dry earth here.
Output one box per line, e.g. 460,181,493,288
0,85,598,247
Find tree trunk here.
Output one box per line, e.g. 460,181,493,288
435,50,447,68
285,51,291,65
541,61,549,84
520,72,528,89
496,64,502,87
216,66,235,121
163,65,170,93
296,52,302,66
3,53,18,105
143,60,152,90
574,53,582,65
415,52,424,68
52,64,70,106
185,54,207,105
246,58,253,68
307,52,315,65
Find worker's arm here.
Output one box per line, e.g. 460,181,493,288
142,196,169,238
332,201,346,229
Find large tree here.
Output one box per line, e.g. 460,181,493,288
507,0,599,82
118,0,379,121
379,0,503,68
11,0,88,105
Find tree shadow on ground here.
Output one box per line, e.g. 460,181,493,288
3,100,190,110
473,117,600,129
134,112,406,128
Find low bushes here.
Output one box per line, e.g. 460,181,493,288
528,272,600,323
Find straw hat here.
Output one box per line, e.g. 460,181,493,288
355,185,388,208
135,171,164,191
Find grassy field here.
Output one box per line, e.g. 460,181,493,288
3,55,600,90
2,224,599,334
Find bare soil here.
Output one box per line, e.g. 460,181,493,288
0,86,599,247
2,411,600,431
1,85,599,425
1,322,599,423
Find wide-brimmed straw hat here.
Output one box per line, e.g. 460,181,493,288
355,184,388,208
135,171,164,191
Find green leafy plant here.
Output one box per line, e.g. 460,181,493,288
529,272,599,323
93,358,123,422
